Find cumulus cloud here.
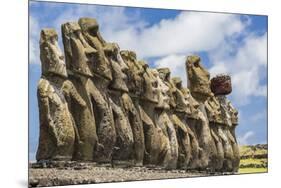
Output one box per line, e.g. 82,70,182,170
237,131,255,145
154,54,187,85
29,2,267,107
29,15,40,64
209,33,267,105
108,12,248,58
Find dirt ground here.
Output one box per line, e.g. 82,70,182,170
29,162,229,187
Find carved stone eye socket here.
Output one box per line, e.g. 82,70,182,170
152,81,158,88
193,61,199,67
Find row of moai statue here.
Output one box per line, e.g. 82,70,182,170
36,17,239,172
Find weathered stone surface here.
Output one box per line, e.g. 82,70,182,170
35,18,240,181
107,43,134,165
211,74,232,95
186,55,212,102
37,29,77,161
78,17,113,81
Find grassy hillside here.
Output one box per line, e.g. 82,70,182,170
238,144,267,174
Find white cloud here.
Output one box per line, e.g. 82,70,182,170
209,33,267,106
250,110,267,123
29,4,267,107
154,54,187,85
108,12,247,58
29,15,40,64
237,131,255,145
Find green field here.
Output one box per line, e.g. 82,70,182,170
238,144,268,174
239,167,267,174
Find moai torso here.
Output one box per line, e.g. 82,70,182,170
37,29,77,162
185,55,218,171
61,22,103,162
136,62,162,166
216,95,239,172
171,77,201,170
210,74,239,172
105,43,134,166
120,51,146,166
155,68,179,169
204,95,225,171
64,21,117,164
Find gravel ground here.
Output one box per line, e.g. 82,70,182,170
29,162,230,187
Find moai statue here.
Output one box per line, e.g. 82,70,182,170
171,77,200,170
185,55,218,171
120,50,144,97
132,61,162,167
105,43,134,166
78,17,112,81
210,74,239,172
149,69,175,169
228,101,240,172
156,68,179,169
77,18,120,164
37,28,85,162
116,50,145,167
205,94,225,171
180,86,201,169
120,51,159,167
61,21,116,163
157,68,177,109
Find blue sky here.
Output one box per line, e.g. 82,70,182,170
29,1,268,161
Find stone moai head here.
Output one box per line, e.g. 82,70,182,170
78,17,113,81
172,77,191,114
40,28,67,78
157,68,177,108
151,69,170,110
61,22,93,77
78,17,99,36
106,43,129,92
186,55,212,102
120,50,144,96
172,77,182,90
228,101,238,126
158,68,171,82
140,60,158,103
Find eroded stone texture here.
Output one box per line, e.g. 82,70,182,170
216,95,239,172
60,23,99,161
120,50,146,166
139,68,161,166
151,69,176,169
36,18,240,173
120,50,144,97
172,77,200,170
106,43,134,166
205,73,239,172
61,22,116,163
185,55,218,171
186,55,212,102
37,29,78,161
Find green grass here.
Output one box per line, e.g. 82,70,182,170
238,167,267,174
239,158,267,166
